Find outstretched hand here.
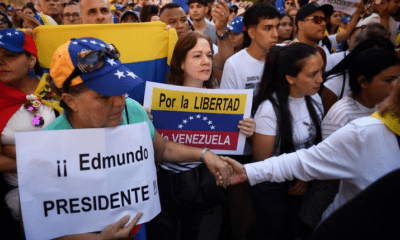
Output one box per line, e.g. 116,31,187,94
203,151,232,188
219,156,248,185
211,0,230,34
99,213,143,240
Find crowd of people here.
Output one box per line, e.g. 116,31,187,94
1,0,400,239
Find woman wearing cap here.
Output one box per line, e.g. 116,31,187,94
45,36,231,240
227,16,251,53
120,10,140,23
0,28,62,223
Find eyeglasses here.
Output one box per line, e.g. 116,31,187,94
305,16,327,24
63,44,120,93
64,13,79,19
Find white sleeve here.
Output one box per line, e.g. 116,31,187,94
329,34,339,50
254,101,277,136
323,74,343,97
245,121,363,185
220,60,238,89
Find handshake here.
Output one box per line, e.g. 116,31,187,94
201,151,249,188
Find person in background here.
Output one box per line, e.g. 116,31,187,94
0,3,7,14
300,40,399,230
277,13,294,43
228,2,239,23
227,16,251,53
321,26,391,112
188,0,218,45
79,0,113,24
22,5,38,17
38,0,63,25
63,1,81,25
287,6,298,20
284,0,295,11
294,2,362,67
120,9,139,23
0,11,13,31
139,4,159,22
373,0,400,44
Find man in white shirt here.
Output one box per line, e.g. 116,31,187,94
220,1,280,97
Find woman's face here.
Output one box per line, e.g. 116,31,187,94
181,38,212,86
67,89,127,128
229,31,244,49
0,15,9,31
364,64,400,105
330,11,342,27
278,16,293,40
0,48,35,86
287,53,324,98
23,8,35,16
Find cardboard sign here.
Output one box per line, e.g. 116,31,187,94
16,122,160,240
317,0,360,15
144,82,253,155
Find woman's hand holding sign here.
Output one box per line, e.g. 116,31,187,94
99,213,143,240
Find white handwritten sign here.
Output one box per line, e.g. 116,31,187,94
317,0,359,15
16,122,160,240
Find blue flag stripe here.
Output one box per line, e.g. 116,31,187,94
152,110,243,132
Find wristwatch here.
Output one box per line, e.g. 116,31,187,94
216,29,229,40
200,148,210,162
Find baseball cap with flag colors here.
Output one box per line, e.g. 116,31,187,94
0,28,37,57
50,37,143,97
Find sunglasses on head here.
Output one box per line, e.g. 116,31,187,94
62,43,120,93
305,16,327,24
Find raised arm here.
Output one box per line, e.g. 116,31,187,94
335,0,364,44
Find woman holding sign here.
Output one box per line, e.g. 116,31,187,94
44,36,231,240
155,31,256,239
0,28,62,235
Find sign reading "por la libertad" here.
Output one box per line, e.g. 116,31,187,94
16,122,160,240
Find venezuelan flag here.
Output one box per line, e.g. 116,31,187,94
145,83,253,154
33,22,178,103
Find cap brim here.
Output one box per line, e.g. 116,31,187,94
83,65,144,97
0,41,25,53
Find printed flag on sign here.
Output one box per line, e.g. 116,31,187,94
144,82,253,155
33,22,178,103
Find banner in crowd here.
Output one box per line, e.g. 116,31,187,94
16,122,160,240
144,82,253,155
33,22,178,103
317,0,360,15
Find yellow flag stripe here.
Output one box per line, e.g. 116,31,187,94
33,22,178,68
151,88,248,114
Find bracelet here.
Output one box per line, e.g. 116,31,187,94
200,148,210,162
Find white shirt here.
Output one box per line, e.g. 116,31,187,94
245,116,400,222
322,96,377,140
319,34,338,57
220,49,264,97
254,94,323,155
323,72,351,99
325,50,349,72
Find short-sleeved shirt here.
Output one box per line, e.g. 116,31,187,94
254,94,323,155
45,98,156,140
